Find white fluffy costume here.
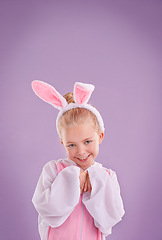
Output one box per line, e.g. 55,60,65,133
31,81,125,240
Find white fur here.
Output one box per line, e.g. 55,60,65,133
73,82,95,104
56,103,105,135
32,80,105,134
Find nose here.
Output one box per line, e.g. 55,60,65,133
77,145,86,156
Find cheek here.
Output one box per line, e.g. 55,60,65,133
66,148,75,157
89,143,99,154
94,145,99,154
64,148,69,156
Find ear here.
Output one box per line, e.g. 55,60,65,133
74,82,95,104
32,80,68,110
99,131,104,144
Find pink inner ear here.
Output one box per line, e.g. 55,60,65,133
33,82,63,108
75,85,91,104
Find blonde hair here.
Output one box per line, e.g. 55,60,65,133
58,92,101,137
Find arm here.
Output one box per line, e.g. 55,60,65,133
82,164,125,236
32,160,81,227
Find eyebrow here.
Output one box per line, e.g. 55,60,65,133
66,137,93,144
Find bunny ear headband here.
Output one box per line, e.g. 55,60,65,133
31,80,105,134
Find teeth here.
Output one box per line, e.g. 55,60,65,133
78,155,89,160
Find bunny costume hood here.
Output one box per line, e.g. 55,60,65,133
31,81,105,134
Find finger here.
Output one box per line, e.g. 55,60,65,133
80,184,84,194
80,171,86,185
87,178,91,192
87,173,92,192
84,179,88,192
88,182,92,192
84,172,88,192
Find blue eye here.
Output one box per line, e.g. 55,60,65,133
85,140,92,145
68,144,75,148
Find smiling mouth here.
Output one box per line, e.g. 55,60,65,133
77,154,91,162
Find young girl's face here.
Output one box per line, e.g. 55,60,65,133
60,119,104,170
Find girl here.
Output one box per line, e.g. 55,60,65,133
32,81,125,240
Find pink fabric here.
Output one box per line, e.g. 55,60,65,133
81,204,102,240
48,161,102,240
105,169,111,175
48,196,83,240
56,161,69,173
75,85,91,104
32,81,64,108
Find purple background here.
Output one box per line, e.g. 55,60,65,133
0,0,162,239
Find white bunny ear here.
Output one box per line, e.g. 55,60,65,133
74,82,95,104
31,80,68,110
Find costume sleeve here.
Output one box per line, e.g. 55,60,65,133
82,164,125,236
32,161,81,227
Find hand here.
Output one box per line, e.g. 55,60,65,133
83,172,92,193
79,170,92,194
79,170,87,194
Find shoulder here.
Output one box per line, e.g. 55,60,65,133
42,158,67,175
94,162,116,177
43,158,67,168
104,168,116,177
40,159,68,187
